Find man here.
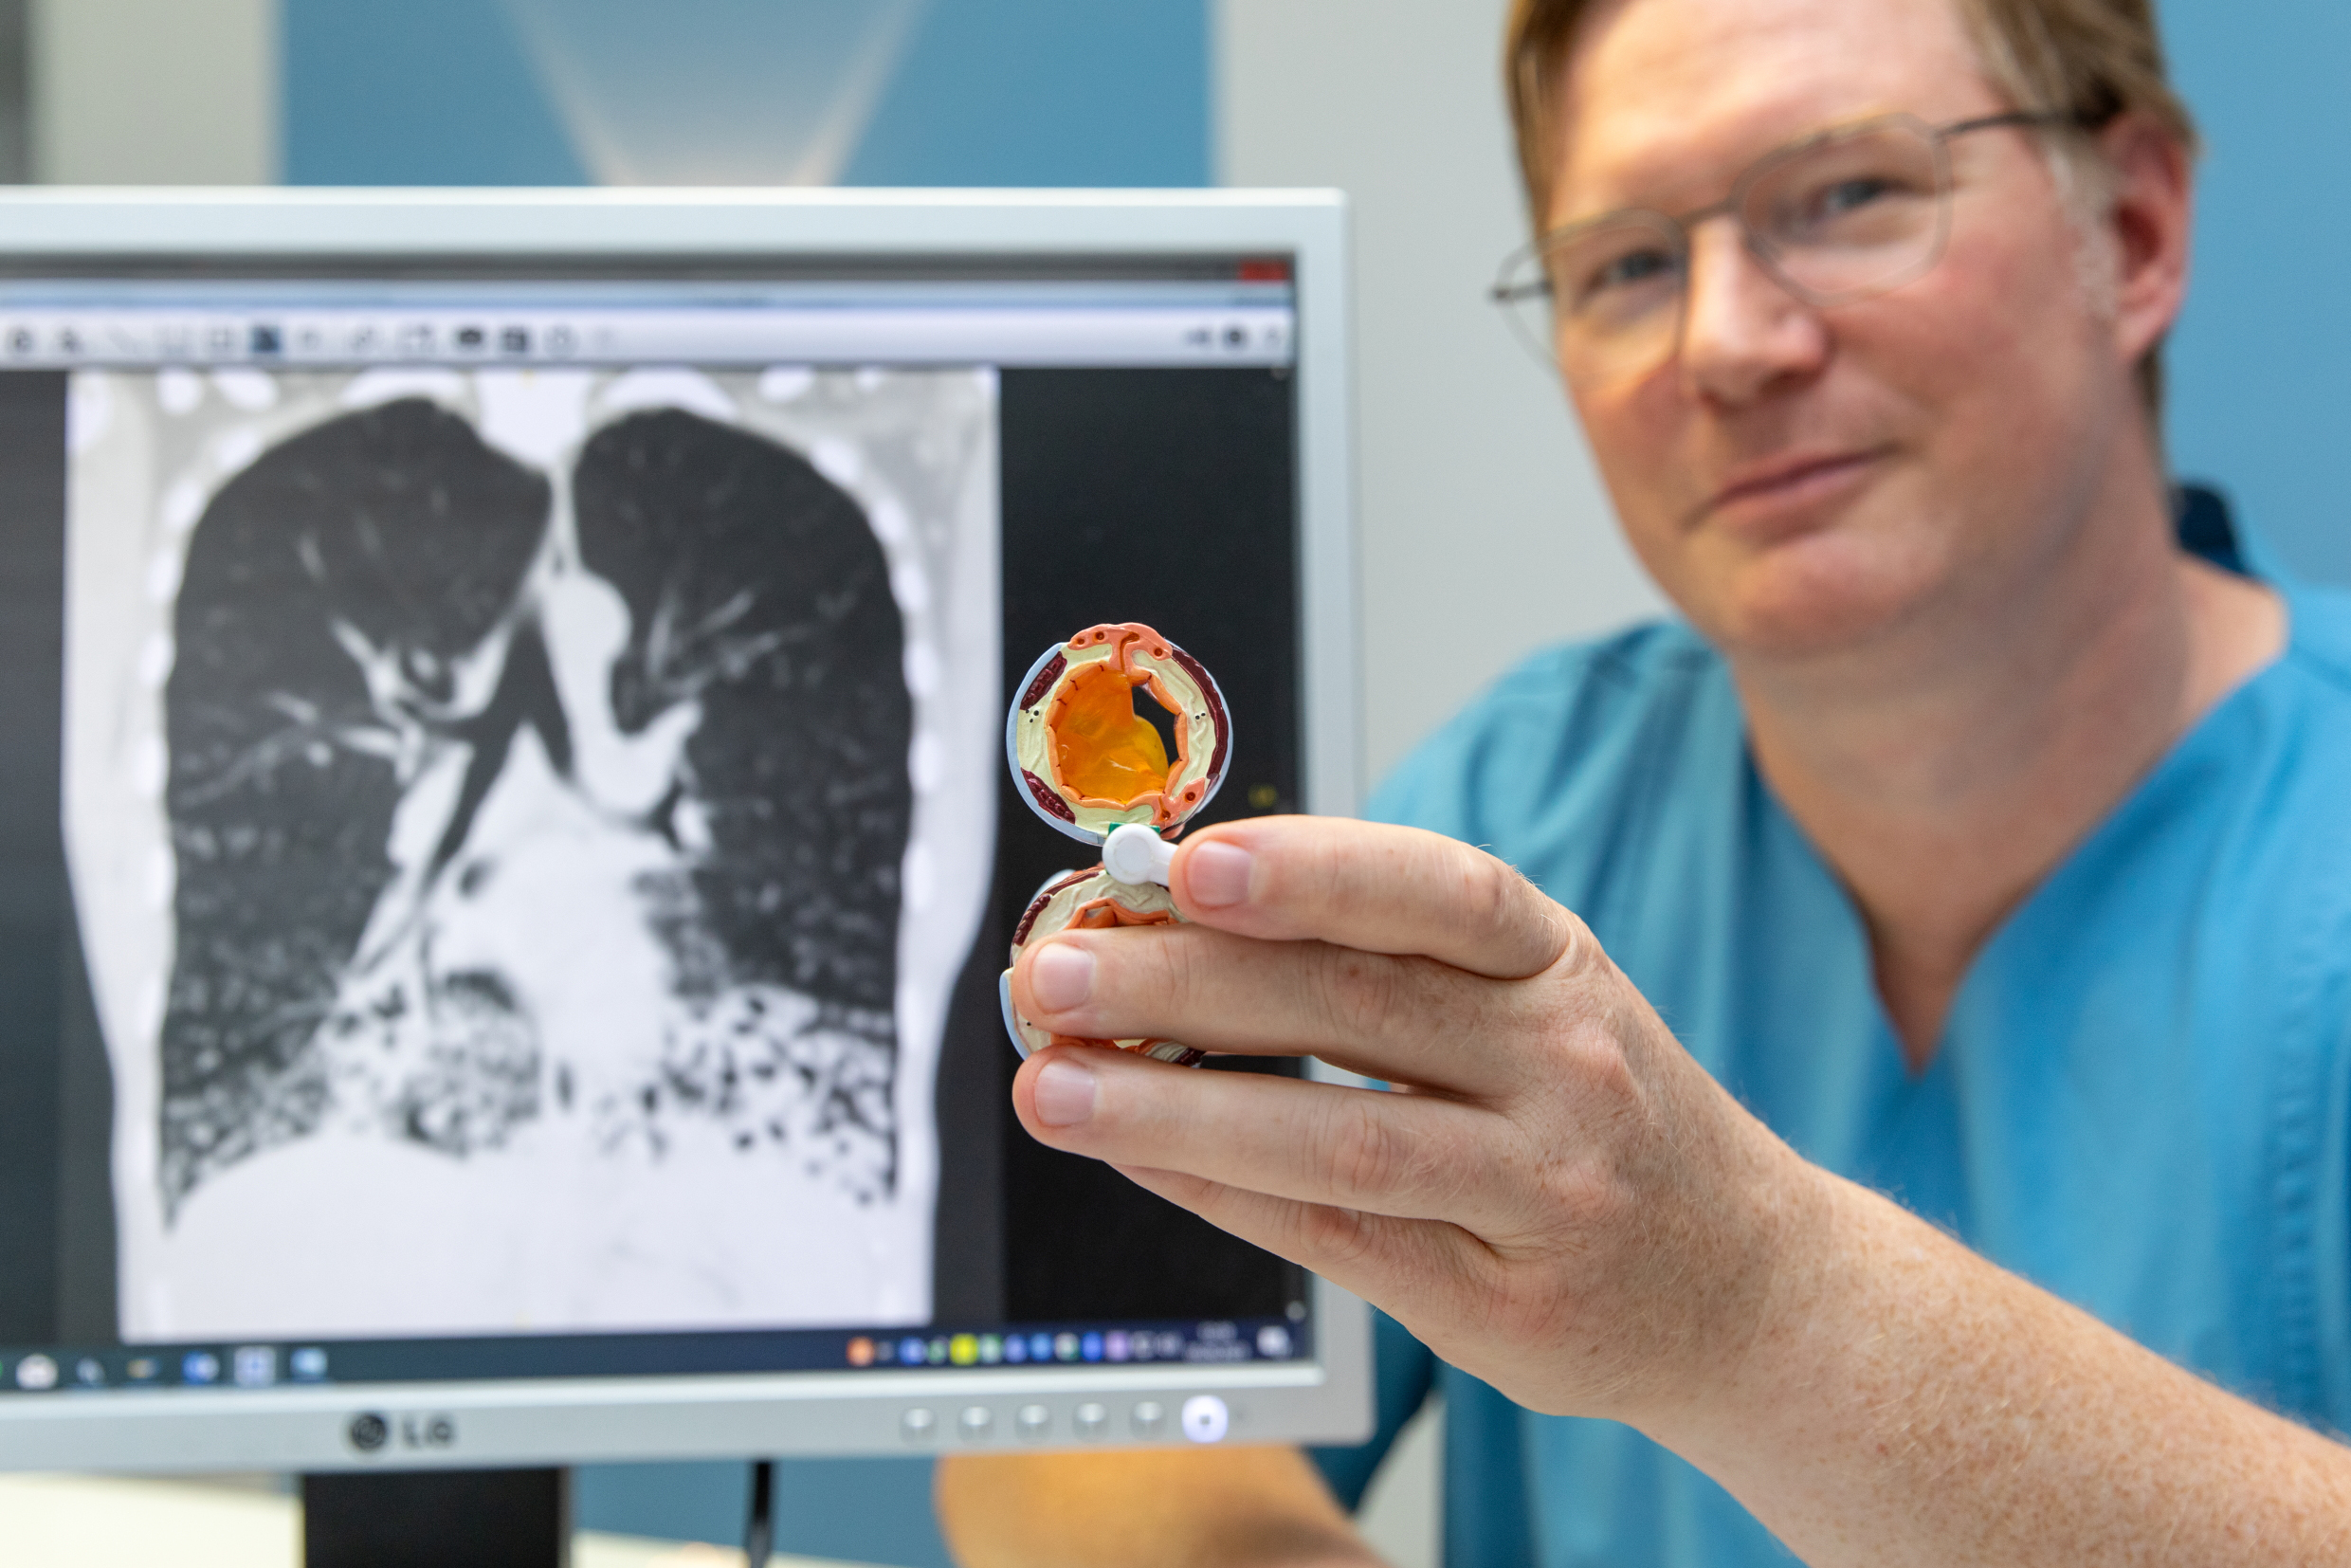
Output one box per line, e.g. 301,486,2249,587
939,0,2351,1560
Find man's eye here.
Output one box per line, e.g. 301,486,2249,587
1570,246,1677,307
1814,177,1896,219
1596,249,1675,288
1775,170,1933,242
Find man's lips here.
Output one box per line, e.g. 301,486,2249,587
1697,448,1888,531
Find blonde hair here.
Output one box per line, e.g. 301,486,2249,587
1504,0,2198,410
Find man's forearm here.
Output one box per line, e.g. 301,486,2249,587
936,1447,1380,1568
1657,1170,2351,1567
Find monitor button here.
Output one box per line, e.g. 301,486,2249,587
1180,1395,1230,1445
1131,1399,1166,1439
1015,1403,1051,1440
900,1408,937,1445
1073,1402,1108,1439
957,1405,994,1441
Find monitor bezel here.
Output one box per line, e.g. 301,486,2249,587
0,187,1370,1471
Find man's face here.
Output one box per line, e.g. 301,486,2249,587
1552,0,2167,659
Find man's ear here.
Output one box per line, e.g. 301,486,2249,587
2098,113,2195,368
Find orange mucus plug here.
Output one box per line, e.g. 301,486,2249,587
1051,663,1173,807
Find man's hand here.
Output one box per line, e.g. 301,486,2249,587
1007,815,1811,1431
1005,817,2351,1568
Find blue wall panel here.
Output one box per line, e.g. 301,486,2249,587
2160,0,2351,584
284,0,589,185
285,0,1206,190
843,0,1207,186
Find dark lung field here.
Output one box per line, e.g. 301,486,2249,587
155,397,913,1230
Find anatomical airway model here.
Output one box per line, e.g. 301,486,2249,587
999,623,1232,1065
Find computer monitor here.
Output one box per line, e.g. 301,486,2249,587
0,190,1368,1474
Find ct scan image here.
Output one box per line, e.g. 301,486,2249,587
63,363,999,1340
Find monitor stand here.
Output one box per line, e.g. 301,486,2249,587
301,1467,571,1567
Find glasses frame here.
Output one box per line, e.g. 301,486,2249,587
1491,110,2077,382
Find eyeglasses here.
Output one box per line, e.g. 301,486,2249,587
1491,111,2070,389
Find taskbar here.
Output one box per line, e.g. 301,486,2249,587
0,1310,1312,1396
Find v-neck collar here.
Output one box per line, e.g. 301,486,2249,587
1747,487,2297,1082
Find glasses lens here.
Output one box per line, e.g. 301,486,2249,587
1495,213,1686,387
1741,122,1948,302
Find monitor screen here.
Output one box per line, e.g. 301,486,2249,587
0,193,1366,1469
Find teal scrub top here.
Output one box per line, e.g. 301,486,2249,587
1318,511,2351,1566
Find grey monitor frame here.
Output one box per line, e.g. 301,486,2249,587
0,187,1369,1473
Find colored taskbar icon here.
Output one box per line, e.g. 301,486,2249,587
844,1322,1299,1370
0,1345,332,1392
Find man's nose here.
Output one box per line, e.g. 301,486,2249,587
1674,220,1828,403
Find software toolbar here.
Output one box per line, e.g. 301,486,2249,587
0,306,1296,369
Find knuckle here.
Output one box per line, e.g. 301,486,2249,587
1547,906,1607,984
1304,944,1433,1047
1481,855,1575,974
1437,837,1576,977
1139,925,1201,1008
1323,1094,1409,1199
1295,1200,1379,1270
1096,924,1199,1030
1537,1150,1632,1236
1459,850,1523,939
1319,1094,1481,1214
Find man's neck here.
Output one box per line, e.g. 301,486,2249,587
1733,482,2286,1071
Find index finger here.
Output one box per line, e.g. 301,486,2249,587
1171,817,1575,980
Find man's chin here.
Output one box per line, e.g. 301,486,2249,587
1686,552,1934,664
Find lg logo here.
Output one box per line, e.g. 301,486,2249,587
346,1412,458,1455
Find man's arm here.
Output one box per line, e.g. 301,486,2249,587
1659,1172,2351,1565
1001,815,2351,1567
936,1448,1380,1568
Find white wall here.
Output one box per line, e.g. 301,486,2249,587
30,0,278,183
1216,0,1661,788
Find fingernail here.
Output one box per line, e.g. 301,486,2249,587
1030,942,1096,1011
1032,1056,1098,1126
1186,841,1255,908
